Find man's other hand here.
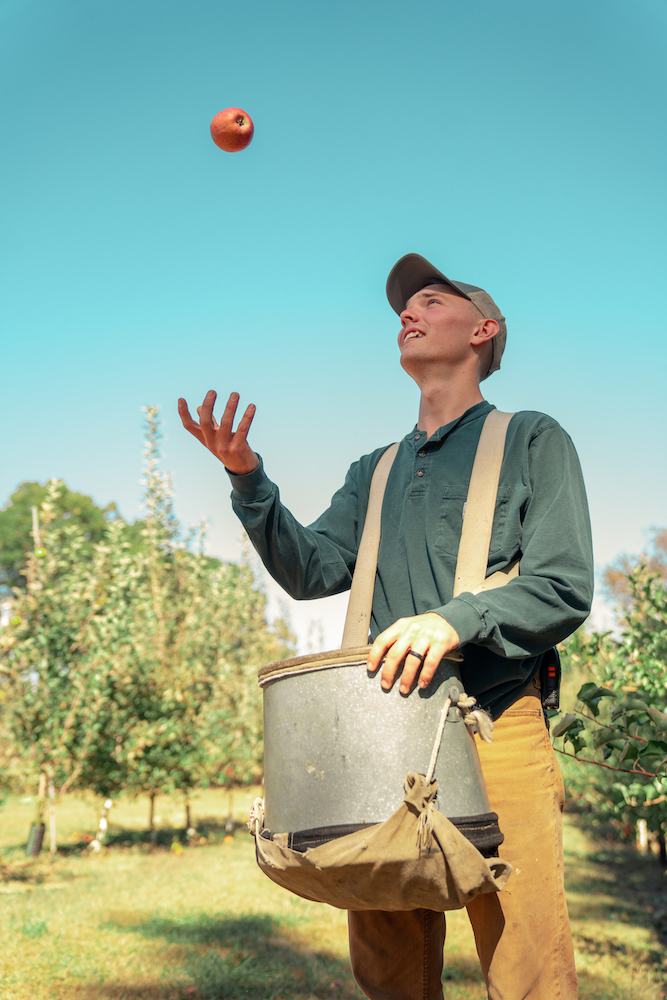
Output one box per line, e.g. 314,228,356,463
366,612,460,694
178,390,260,476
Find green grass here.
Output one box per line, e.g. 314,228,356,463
0,788,665,1000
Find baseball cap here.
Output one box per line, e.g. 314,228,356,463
386,253,506,379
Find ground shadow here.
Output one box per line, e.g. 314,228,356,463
566,826,667,949
98,911,363,999
99,817,242,851
564,820,667,999
4,816,243,857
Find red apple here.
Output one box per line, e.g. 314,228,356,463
210,107,254,152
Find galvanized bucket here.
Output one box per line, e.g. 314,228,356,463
256,417,517,859
259,646,503,855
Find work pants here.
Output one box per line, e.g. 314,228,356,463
348,682,577,1000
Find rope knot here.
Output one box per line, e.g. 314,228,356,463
248,797,265,837
403,772,438,854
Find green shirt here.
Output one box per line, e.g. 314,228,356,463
228,401,594,717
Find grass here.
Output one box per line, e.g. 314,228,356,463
0,787,665,1000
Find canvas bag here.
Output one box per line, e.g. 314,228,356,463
249,410,517,911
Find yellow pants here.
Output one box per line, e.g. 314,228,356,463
348,682,577,1000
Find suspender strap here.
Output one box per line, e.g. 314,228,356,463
341,443,399,649
340,409,517,649
453,410,515,598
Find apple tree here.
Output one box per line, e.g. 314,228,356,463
0,479,143,593
0,480,136,850
77,408,294,826
552,565,667,855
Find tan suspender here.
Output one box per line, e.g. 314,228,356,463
340,410,517,649
453,410,518,597
341,442,400,649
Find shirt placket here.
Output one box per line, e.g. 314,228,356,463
409,431,431,497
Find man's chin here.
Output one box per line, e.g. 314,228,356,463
400,352,429,381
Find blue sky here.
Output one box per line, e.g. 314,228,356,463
2,0,666,648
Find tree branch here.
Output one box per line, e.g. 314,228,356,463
554,747,662,777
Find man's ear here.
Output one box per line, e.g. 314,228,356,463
472,318,500,345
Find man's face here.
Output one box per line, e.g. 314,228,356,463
397,283,482,374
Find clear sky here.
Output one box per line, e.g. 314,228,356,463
2,0,666,649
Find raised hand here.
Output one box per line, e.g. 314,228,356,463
178,390,260,476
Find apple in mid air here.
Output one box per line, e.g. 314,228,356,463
210,108,254,152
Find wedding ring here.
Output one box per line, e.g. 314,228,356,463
406,649,425,664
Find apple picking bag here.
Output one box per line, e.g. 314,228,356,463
248,411,517,912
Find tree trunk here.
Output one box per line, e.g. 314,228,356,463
149,792,158,845
35,771,47,826
90,798,113,851
225,789,234,832
658,833,666,867
48,780,57,859
636,819,648,853
26,771,48,858
185,797,192,830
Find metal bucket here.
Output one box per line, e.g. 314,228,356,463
259,646,503,855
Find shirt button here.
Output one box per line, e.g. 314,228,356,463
416,469,425,477
418,450,426,458
414,434,422,440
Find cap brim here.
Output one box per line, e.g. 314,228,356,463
386,253,471,315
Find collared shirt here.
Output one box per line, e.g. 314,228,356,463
228,401,594,717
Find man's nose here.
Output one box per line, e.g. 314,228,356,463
400,303,419,325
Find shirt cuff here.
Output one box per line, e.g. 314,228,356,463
429,595,486,646
226,456,274,503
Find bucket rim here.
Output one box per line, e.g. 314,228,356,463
258,646,462,687
258,646,371,686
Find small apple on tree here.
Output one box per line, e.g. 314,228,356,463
210,108,254,152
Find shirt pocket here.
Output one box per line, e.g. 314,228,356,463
489,483,511,554
435,487,468,556
436,484,511,557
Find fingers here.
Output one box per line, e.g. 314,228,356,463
198,389,219,445
367,621,414,693
413,640,451,691
366,626,397,674
366,613,460,694
235,402,256,438
180,390,259,474
218,392,241,437
177,398,205,444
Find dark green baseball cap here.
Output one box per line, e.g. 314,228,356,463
386,253,506,380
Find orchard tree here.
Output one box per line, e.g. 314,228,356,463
79,408,294,828
602,527,667,613
0,408,295,843
553,566,667,854
0,479,144,592
0,481,129,852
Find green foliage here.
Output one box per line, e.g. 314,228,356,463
553,568,667,839
0,479,143,592
0,480,125,813
0,407,294,818
602,527,667,612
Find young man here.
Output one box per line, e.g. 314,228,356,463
179,253,594,1000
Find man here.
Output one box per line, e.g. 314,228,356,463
178,253,594,1000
